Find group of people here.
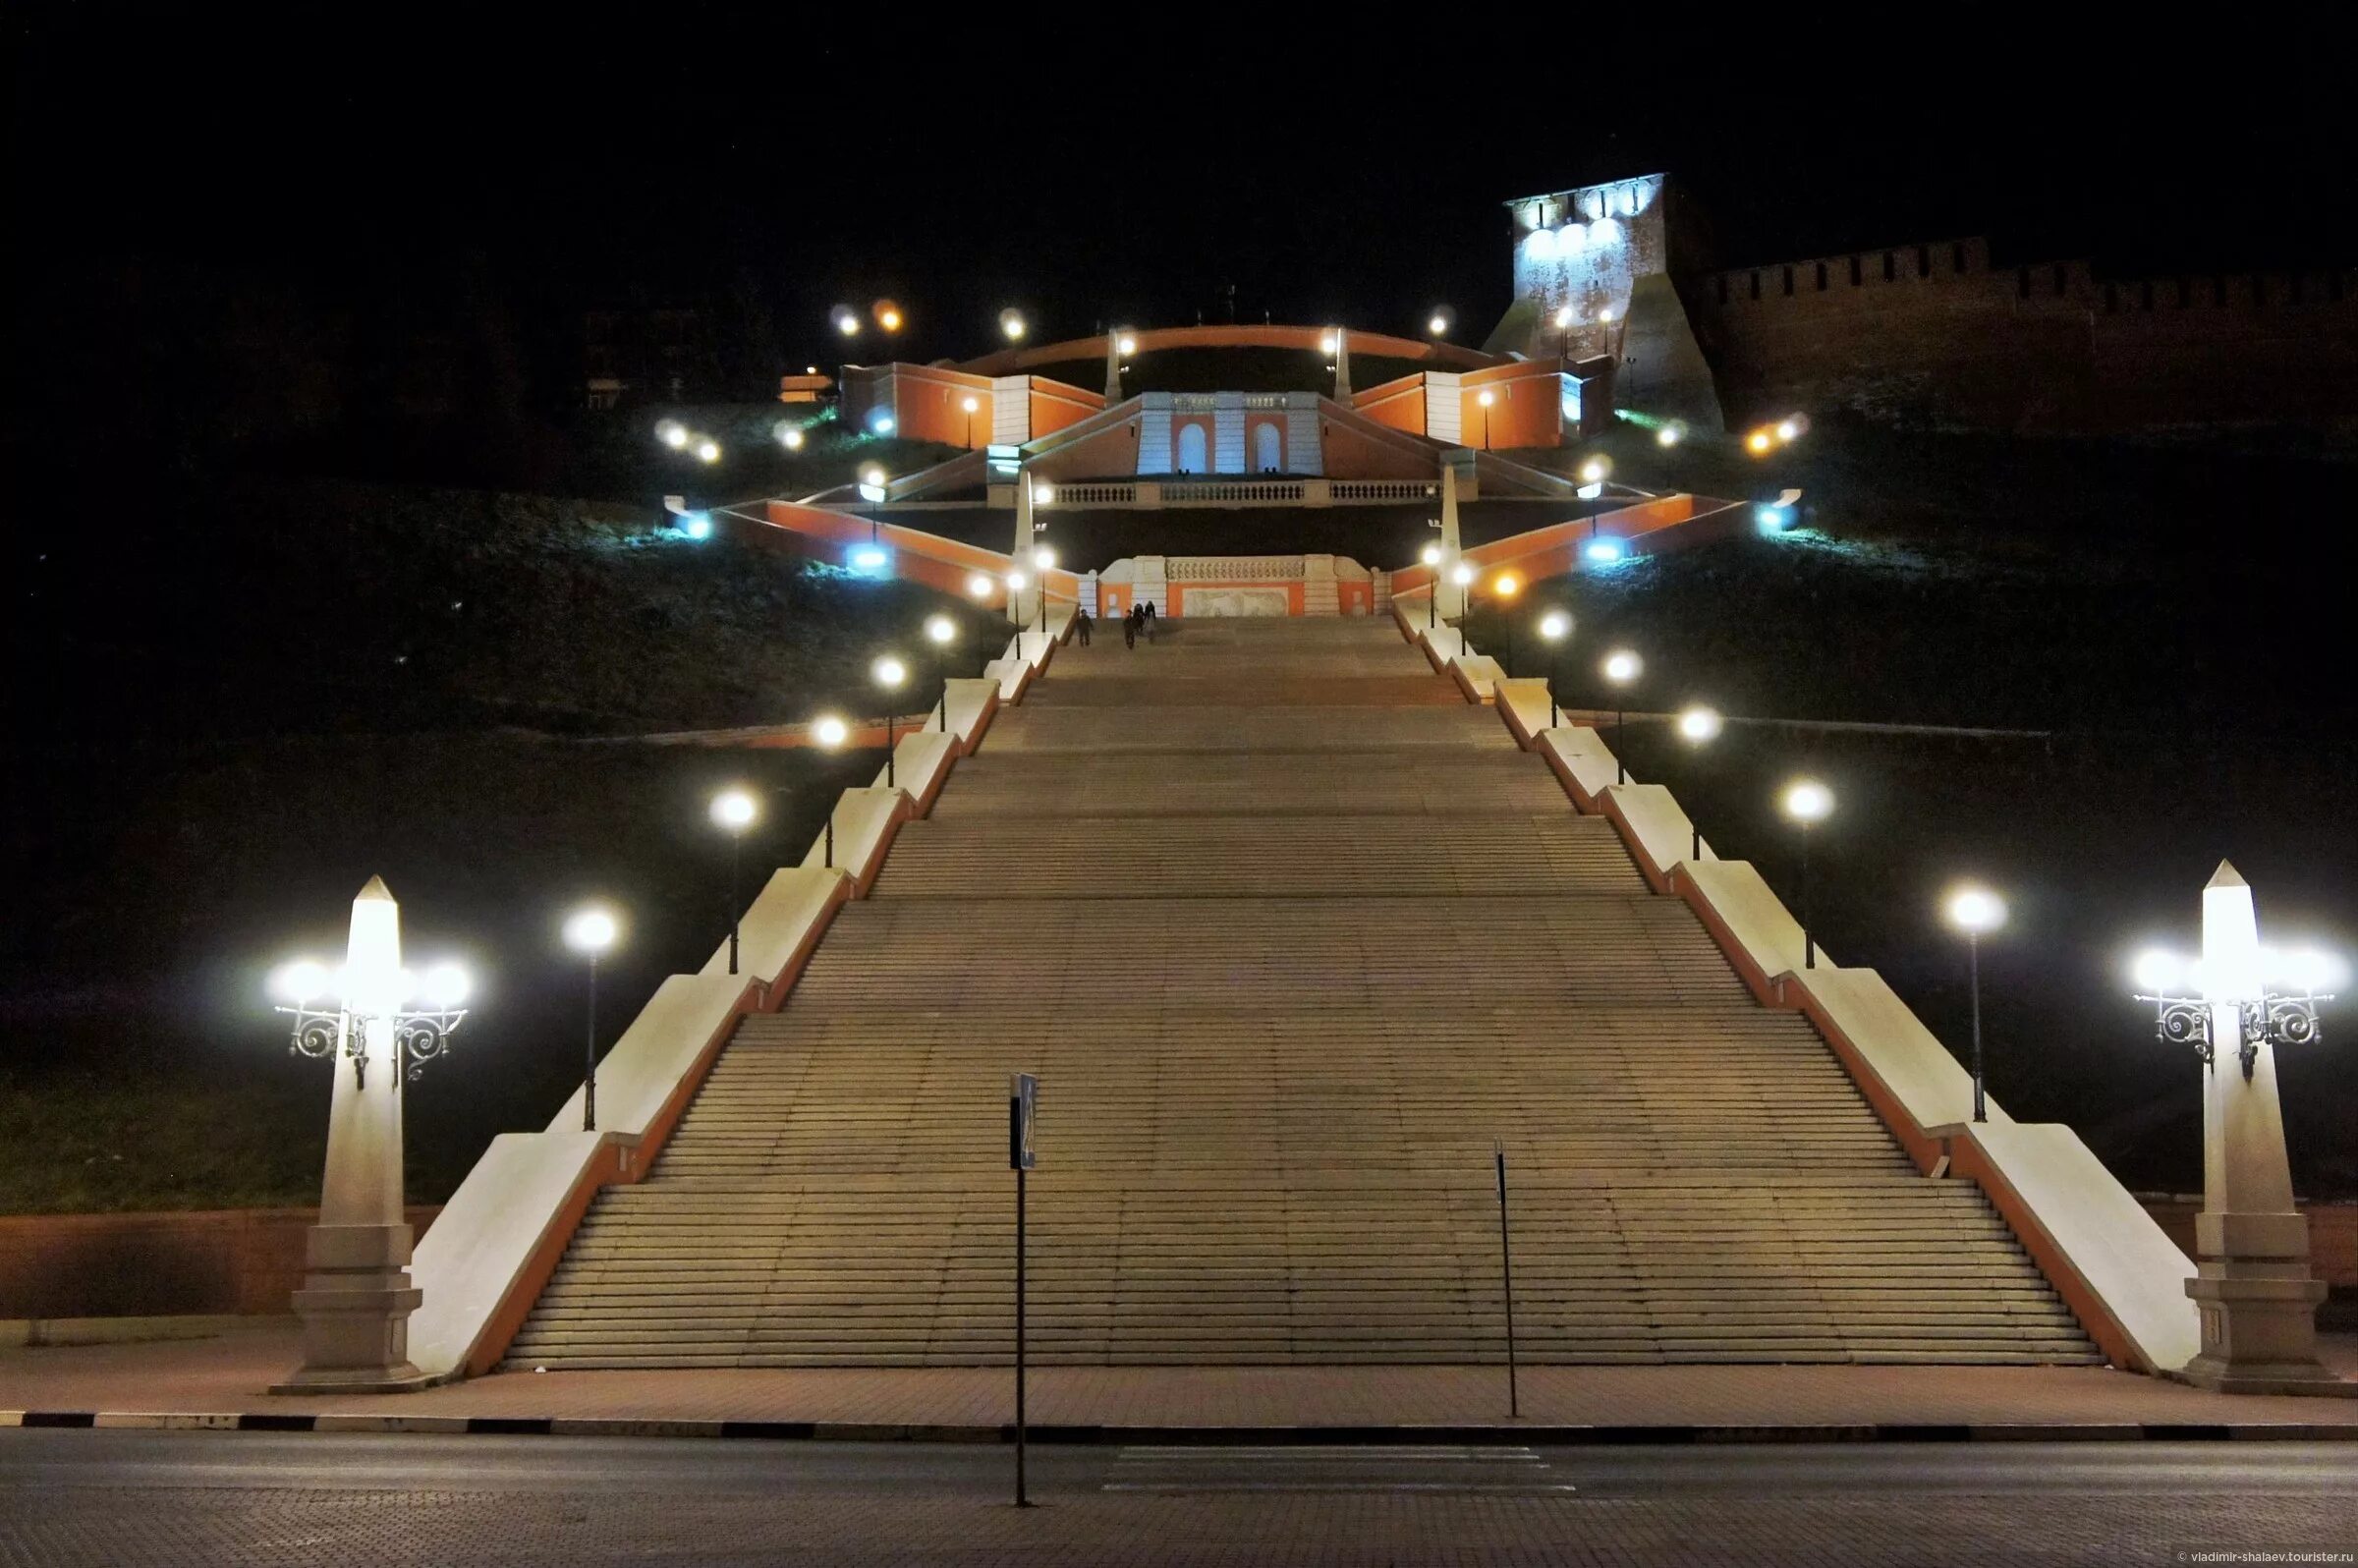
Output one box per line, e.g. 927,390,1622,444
1073,600,1157,648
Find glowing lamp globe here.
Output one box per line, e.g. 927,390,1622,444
925,614,956,645
695,439,721,464
1538,609,1572,642
1420,542,1444,567
966,572,995,598
962,396,979,415
1746,429,1773,455
999,308,1027,340
859,464,886,489
1006,570,1028,592
1553,306,1577,329
874,301,903,332
871,655,907,689
1579,459,1608,484
1319,333,1338,354
564,908,619,956
1116,334,1138,356
1678,705,1723,744
777,423,806,452
709,790,758,831
831,305,860,336
1492,572,1520,598
813,714,850,750
1598,306,1617,322
1601,649,1642,685
2132,948,2186,994
416,961,471,1009
271,958,333,1006
1656,423,1683,447
1033,483,1052,504
1477,389,1495,408
1775,418,1802,443
1946,885,2007,935
1782,779,1834,824
1450,563,1476,587
1032,545,1057,571
655,420,688,449
1427,312,1449,337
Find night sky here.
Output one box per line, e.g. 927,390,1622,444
13,12,2356,413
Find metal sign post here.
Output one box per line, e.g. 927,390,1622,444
1010,1073,1037,1507
1495,1140,1519,1419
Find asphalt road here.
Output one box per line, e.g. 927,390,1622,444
2,1431,2353,1565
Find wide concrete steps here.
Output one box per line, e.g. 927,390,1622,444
505,1177,2099,1370
872,815,1636,899
982,704,1509,755
1026,676,1463,707
780,896,1747,1008
931,752,1569,819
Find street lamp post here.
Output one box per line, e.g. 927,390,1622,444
2131,864,2347,1393
563,907,620,1132
926,614,958,731
1600,649,1642,783
1780,779,1834,969
1676,705,1722,861
1449,562,1475,648
266,877,469,1392
1537,610,1572,726
1421,542,1443,630
710,789,758,975
813,714,849,868
1032,545,1057,639
1477,388,1495,452
1554,305,1578,360
1944,886,2006,1122
1490,573,1522,673
872,655,908,788
962,395,981,449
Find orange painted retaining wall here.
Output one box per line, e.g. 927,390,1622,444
0,1206,440,1319
956,323,1506,379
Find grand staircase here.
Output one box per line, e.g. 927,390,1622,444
504,618,2100,1370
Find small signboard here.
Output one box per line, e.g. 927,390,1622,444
1009,1073,1038,1171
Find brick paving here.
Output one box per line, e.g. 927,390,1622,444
4,1474,2353,1565
4,1321,2355,1432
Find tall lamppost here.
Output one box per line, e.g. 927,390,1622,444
967,572,997,606
962,395,981,449
1490,573,1522,673
267,877,469,1391
1032,545,1057,638
1554,305,1578,359
1600,648,1642,783
1676,704,1722,861
1421,542,1444,630
1005,568,1030,638
1780,778,1834,969
813,714,849,868
873,654,908,787
1449,562,1475,645
2131,864,2345,1393
1944,885,2006,1122
710,788,758,976
1477,388,1495,452
926,614,958,731
1579,457,1611,539
1537,609,1572,725
563,906,619,1132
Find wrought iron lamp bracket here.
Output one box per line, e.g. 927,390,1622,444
2138,992,2329,1080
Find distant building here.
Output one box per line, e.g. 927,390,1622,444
581,306,721,409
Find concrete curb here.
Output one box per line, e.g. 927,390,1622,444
5,1412,2356,1443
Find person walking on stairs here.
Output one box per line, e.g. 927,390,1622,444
1141,599,1155,642
1075,607,1093,646
1122,603,1138,649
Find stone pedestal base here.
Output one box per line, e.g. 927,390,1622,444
2175,1272,2355,1397
272,1222,432,1395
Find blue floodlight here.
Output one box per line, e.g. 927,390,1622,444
869,411,896,435
681,513,713,540
1756,504,1795,533
850,544,889,573
1584,536,1626,565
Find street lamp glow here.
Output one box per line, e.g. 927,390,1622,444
871,654,907,689
1598,306,1616,324
1746,429,1774,455
962,396,980,415
1320,333,1338,354
1450,563,1476,588
416,961,472,1009
1006,569,1028,592
876,303,904,333
1538,609,1572,642
813,714,850,749
967,572,995,598
831,305,861,336
1553,306,1577,329
694,438,721,464
1427,312,1450,337
1421,542,1444,567
1656,423,1683,447
859,464,886,490
1491,572,1520,598
709,789,758,831
1781,778,1833,824
1677,704,1723,744
655,420,688,449
1579,458,1608,484
777,423,806,451
1946,885,2007,934
563,908,618,956
999,308,1027,341
1601,649,1642,685
2131,947,2186,994
1775,417,1802,443
1116,333,1138,356
1032,482,1053,504
925,613,957,645
270,958,333,1006
1477,389,1495,408
1032,545,1057,571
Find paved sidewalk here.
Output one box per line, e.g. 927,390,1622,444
5,1321,2356,1436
